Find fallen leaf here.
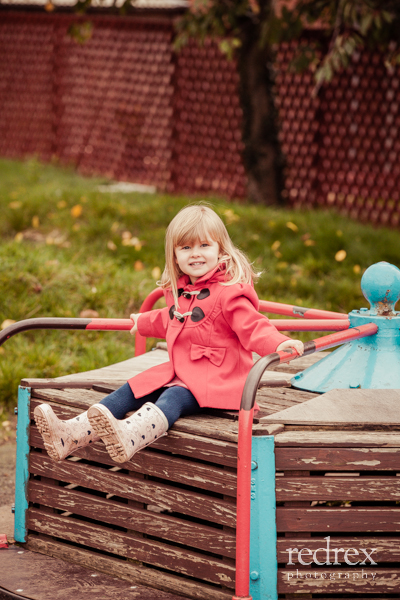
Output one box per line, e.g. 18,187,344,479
14,232,23,243
71,204,83,218
336,230,343,237
304,239,315,246
1,319,16,330
107,240,117,251
134,260,144,271
152,267,161,280
80,309,99,318
335,250,347,262
57,200,67,209
271,240,281,252
353,264,361,274
9,201,22,209
286,221,298,232
223,209,239,224
32,215,40,228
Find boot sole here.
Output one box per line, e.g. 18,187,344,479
33,405,66,462
88,405,130,464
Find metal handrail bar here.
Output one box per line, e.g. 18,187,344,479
233,321,379,600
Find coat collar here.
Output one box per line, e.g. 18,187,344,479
177,263,228,289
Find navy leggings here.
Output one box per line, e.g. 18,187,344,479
99,383,203,429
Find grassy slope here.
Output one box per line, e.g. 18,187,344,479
1,157,399,415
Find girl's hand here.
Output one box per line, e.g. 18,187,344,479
130,313,141,335
276,339,304,356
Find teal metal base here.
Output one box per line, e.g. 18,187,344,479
250,436,278,600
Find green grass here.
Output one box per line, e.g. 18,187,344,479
1,157,400,417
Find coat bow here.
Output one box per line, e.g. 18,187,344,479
190,343,226,367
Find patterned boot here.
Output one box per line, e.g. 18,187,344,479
33,403,100,462
87,402,168,464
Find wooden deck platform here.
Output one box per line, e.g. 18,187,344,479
8,344,400,598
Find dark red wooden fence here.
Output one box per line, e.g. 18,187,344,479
1,11,399,225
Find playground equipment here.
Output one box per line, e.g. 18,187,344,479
1,262,399,600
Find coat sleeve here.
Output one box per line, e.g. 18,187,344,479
221,285,291,356
136,306,169,339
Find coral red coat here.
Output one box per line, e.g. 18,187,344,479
128,265,290,411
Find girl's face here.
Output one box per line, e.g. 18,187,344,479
175,239,221,284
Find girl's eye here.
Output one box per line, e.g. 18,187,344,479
201,243,209,247
182,246,190,250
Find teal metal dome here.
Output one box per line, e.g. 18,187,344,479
291,262,400,392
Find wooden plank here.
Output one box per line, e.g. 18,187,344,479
25,537,232,600
262,389,400,426
169,415,238,443
27,509,235,588
0,544,188,600
21,379,111,389
29,452,237,527
257,387,317,404
275,447,400,470
29,480,236,559
277,508,400,532
275,430,400,447
276,476,400,502
277,536,400,563
270,352,328,373
278,567,400,594
30,425,237,497
32,388,107,410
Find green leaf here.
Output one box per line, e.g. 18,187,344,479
360,12,373,36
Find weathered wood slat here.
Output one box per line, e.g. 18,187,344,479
275,431,400,447
168,415,238,443
30,426,237,496
278,567,400,594
29,480,236,558
264,389,400,426
29,453,236,527
276,476,400,501
277,537,400,563
270,352,328,373
27,509,235,588
257,387,317,403
277,508,400,532
275,447,400,470
25,537,232,600
32,388,108,409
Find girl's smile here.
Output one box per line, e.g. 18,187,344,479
175,240,221,284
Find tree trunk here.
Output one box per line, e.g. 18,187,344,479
237,18,284,205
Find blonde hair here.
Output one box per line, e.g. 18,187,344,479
159,204,259,306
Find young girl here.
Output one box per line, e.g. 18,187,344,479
34,205,304,464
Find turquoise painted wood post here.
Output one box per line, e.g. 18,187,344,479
249,435,278,600
14,385,31,543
